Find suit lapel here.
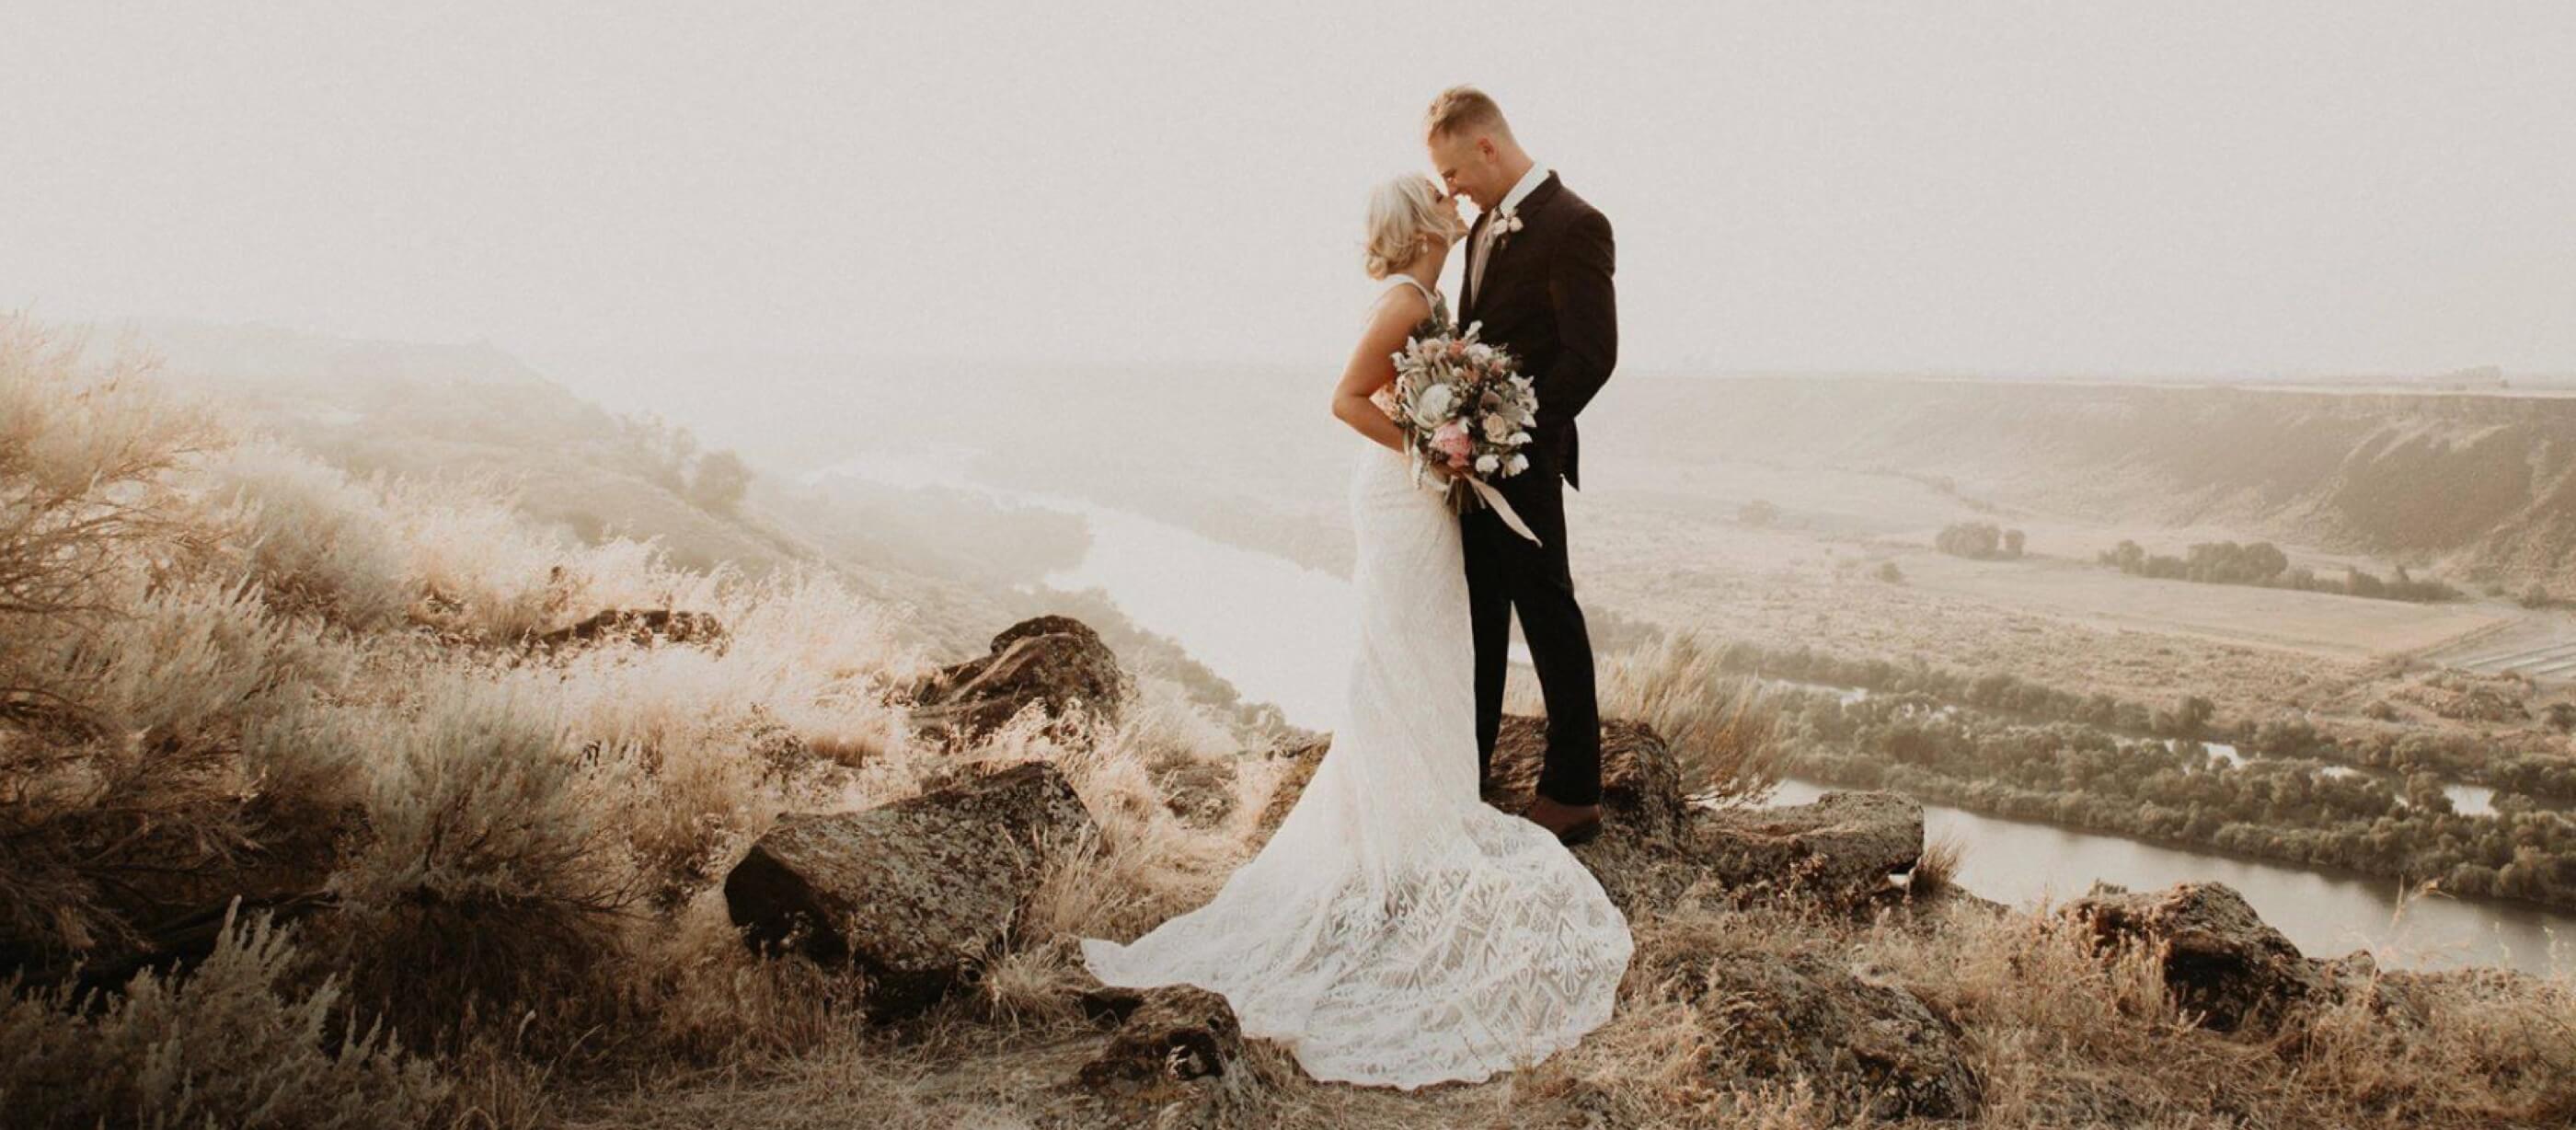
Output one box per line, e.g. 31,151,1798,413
1475,172,1563,319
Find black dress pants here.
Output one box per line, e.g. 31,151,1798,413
1459,447,1600,806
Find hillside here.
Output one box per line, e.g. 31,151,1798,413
1598,376,2576,594
4,319,2572,1128
66,318,1272,725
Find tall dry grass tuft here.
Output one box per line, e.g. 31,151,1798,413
1022,686,1253,947
320,672,646,1049
1909,830,1967,897
2294,963,2576,1125
0,905,456,1128
626,889,868,1064
1583,631,1784,806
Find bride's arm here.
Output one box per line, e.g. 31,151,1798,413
1329,290,1427,454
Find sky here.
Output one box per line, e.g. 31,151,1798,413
4,2,2573,377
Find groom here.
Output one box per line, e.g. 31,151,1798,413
1424,86,1616,846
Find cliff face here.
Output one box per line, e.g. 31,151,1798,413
1603,377,2576,586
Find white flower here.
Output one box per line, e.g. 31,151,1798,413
1465,342,1493,365
1504,453,1529,475
1508,430,1530,445
1409,382,1457,426
1476,453,1501,474
1482,413,1512,442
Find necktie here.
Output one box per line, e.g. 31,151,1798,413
1470,213,1502,302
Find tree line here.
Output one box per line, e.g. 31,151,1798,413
2099,539,2460,603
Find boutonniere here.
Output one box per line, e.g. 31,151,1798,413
1490,206,1524,249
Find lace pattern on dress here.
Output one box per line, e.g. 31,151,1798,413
1078,292,1632,1088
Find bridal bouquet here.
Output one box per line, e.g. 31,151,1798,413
1388,321,1546,544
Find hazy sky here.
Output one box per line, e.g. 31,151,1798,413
6,2,2572,376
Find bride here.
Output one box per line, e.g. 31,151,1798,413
1078,175,1633,1090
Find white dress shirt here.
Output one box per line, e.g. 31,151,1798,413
1469,162,1551,299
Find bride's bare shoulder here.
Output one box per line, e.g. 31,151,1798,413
1365,281,1432,329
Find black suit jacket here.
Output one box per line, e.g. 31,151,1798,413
1460,172,1616,490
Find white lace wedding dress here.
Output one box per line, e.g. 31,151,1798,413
1078,275,1633,1090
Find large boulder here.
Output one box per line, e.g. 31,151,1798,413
910,616,1130,743
723,760,1095,1017
1668,948,1980,1122
1696,790,1924,905
2064,881,2330,1034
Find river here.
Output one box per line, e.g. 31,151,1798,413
819,449,2570,975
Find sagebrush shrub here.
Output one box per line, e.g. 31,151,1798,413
202,441,414,628
319,672,644,1048
0,906,454,1129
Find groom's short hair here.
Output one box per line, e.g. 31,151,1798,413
1424,86,1512,143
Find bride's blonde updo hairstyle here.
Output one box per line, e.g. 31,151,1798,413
1363,175,1466,280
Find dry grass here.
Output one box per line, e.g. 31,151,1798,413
0,906,455,1128
1910,830,1968,898
8,314,2576,1128
1520,629,1785,806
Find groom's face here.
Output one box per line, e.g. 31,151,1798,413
1427,132,1504,211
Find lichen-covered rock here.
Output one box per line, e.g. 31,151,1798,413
1075,985,1244,1090
1697,790,1923,905
1672,948,1980,1122
722,760,1094,1017
910,617,1130,743
2065,881,2330,1034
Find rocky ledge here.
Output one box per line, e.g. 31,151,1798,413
723,616,2536,1114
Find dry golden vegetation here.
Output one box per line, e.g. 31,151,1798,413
5,317,2574,1128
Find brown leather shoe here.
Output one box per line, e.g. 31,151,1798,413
1554,815,1604,847
1524,796,1604,847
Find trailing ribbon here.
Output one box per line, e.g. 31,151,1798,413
1408,449,1544,547
1466,476,1544,546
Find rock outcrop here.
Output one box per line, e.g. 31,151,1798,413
2065,880,2338,1034
1666,947,1980,1122
723,760,1095,1017
529,608,725,651
1075,985,1245,1090
910,616,1130,743
1483,715,1693,843
1257,715,1691,843
1249,718,1933,915
1696,790,1925,905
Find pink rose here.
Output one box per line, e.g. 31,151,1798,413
1432,420,1474,466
